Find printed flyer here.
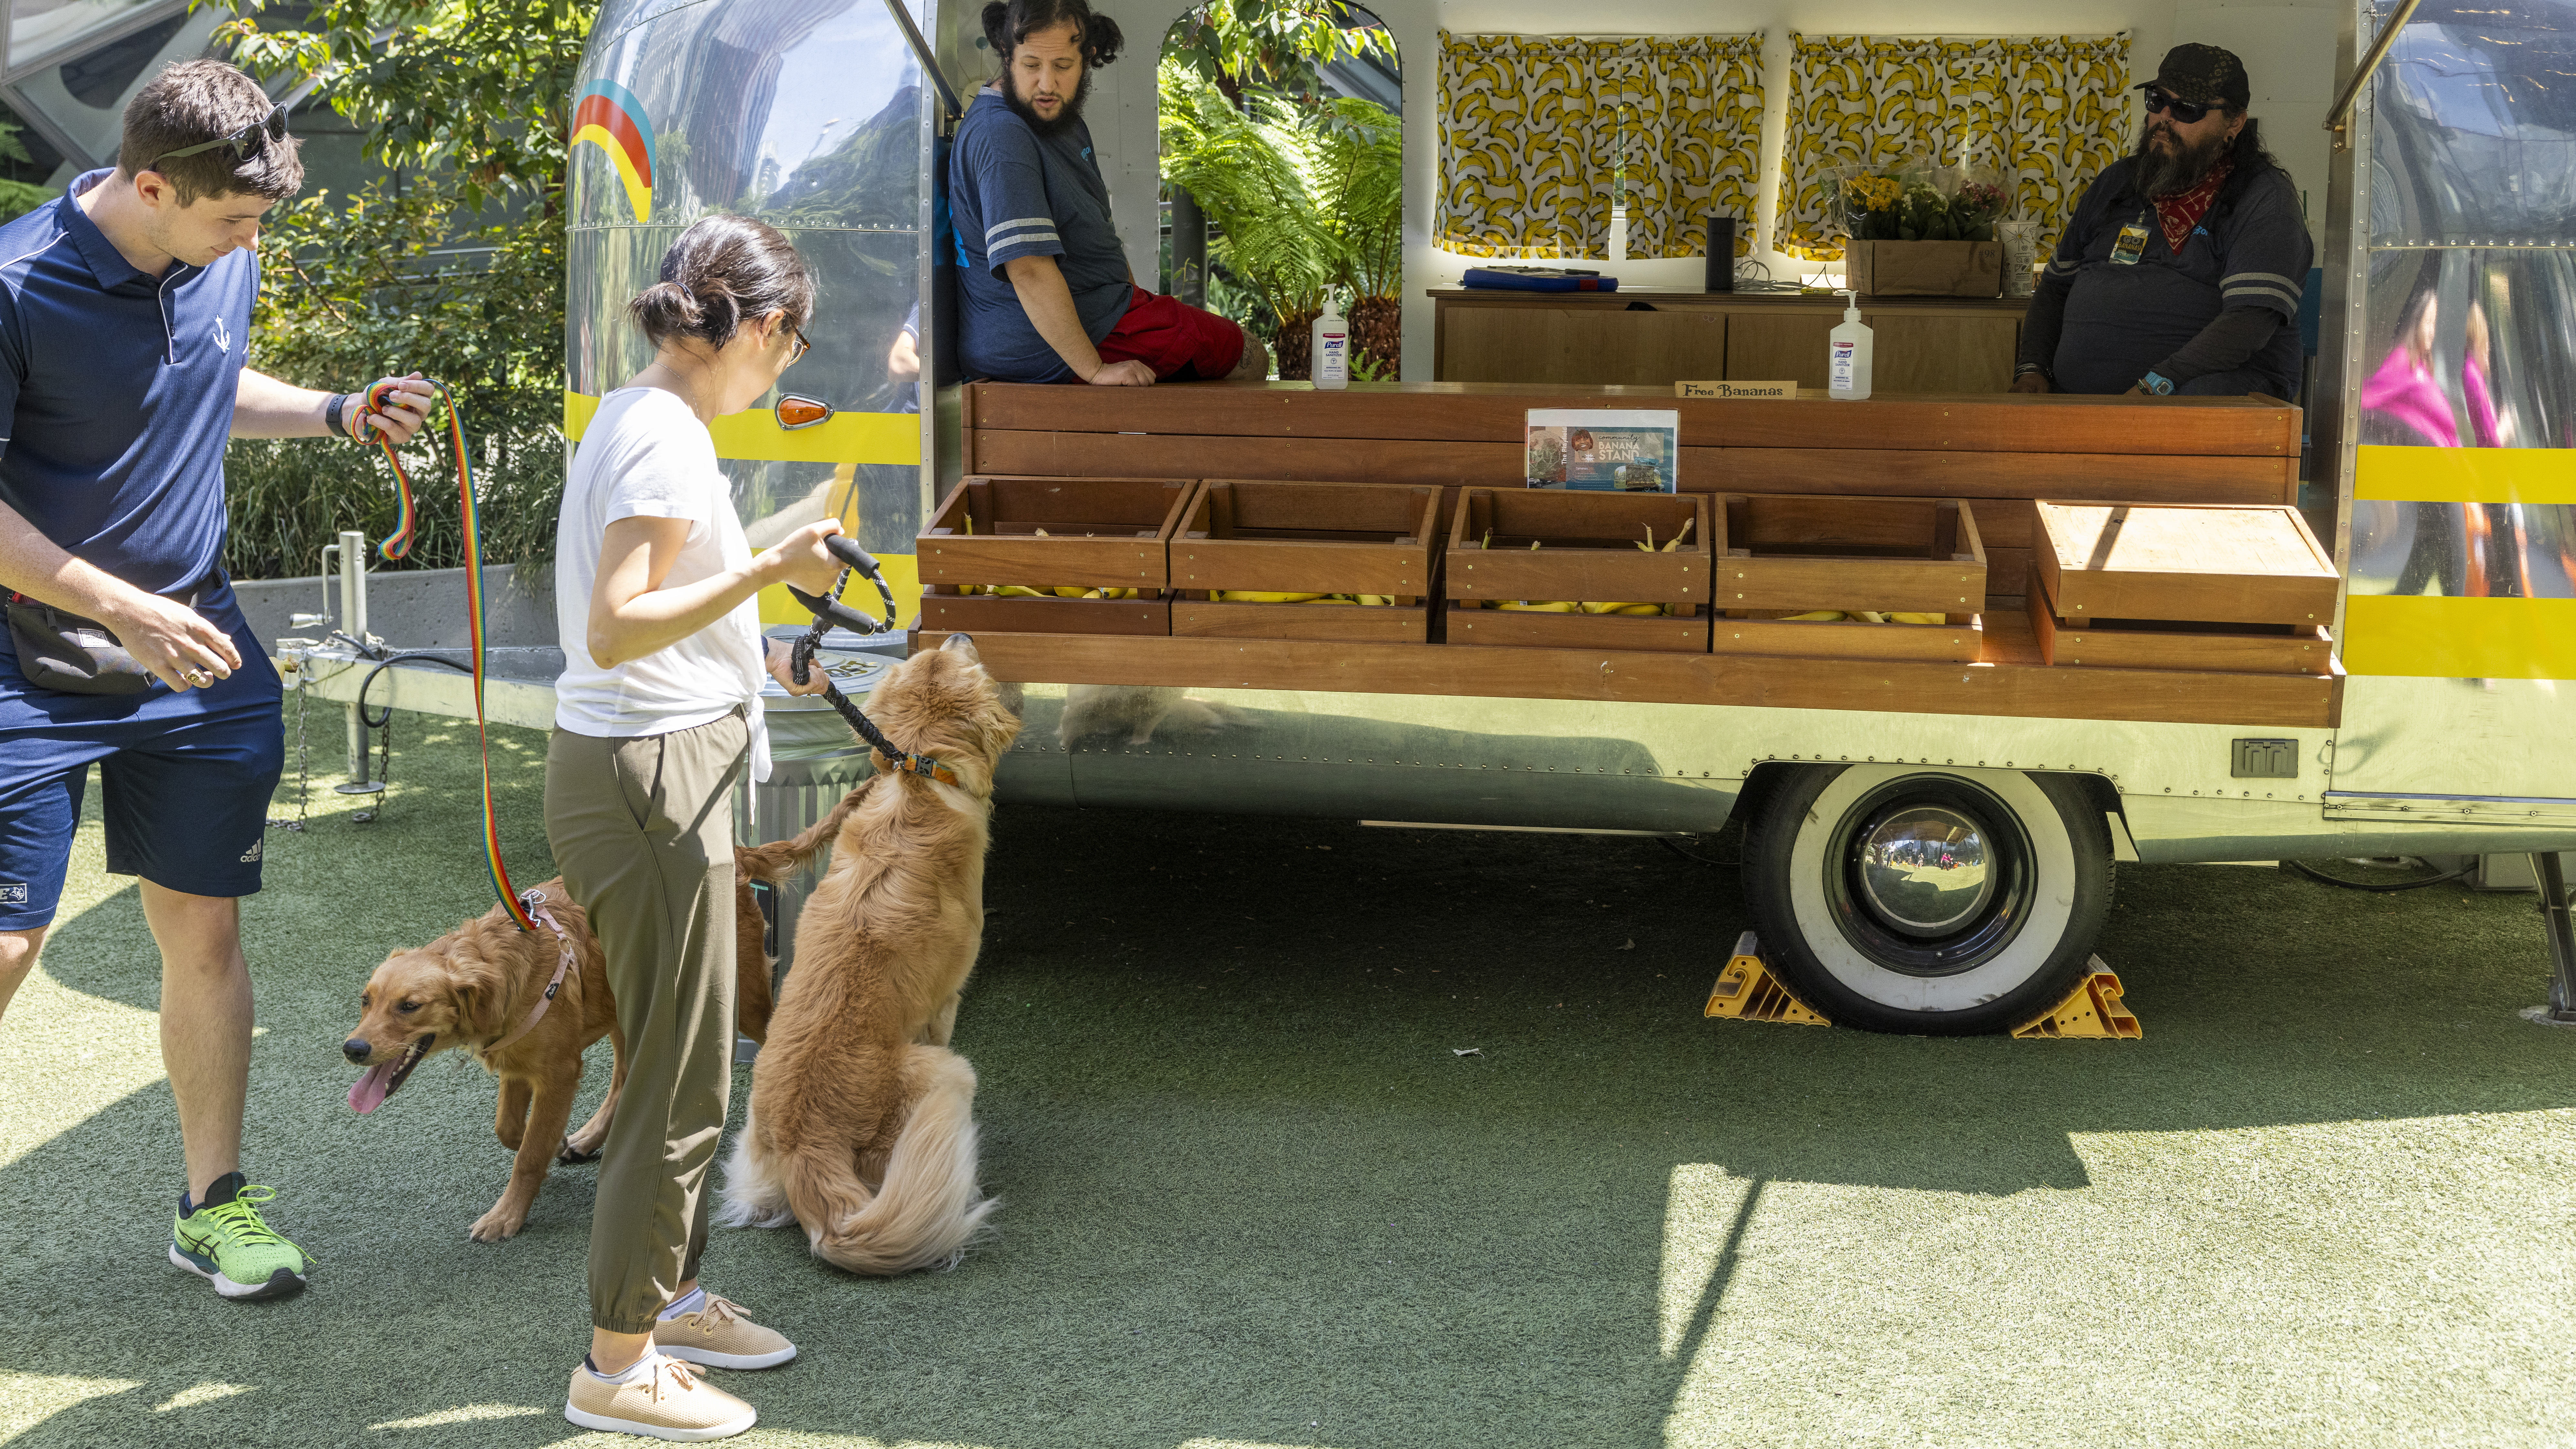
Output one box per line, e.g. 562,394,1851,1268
1523,409,1680,491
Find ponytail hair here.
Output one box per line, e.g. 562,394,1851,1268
628,214,816,352
981,0,1122,68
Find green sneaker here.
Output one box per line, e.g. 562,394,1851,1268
168,1172,309,1301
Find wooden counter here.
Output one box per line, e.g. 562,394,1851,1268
948,382,2328,727
1429,286,2031,393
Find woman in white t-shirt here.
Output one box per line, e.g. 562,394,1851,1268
545,214,843,1443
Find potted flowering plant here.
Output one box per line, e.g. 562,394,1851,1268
1832,161,2009,296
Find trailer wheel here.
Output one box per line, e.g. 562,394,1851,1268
1743,764,2114,1035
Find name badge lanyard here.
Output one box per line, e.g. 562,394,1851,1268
2111,207,2153,266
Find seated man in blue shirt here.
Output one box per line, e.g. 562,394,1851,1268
951,0,1270,385
0,59,433,1301
2013,44,2312,400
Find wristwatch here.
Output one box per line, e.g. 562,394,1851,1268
2138,370,2175,396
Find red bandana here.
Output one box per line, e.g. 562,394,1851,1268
2151,157,2233,256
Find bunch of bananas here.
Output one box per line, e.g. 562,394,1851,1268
1461,519,1689,616
959,584,1142,599
1770,609,1948,625
955,516,1140,598
1210,591,1396,606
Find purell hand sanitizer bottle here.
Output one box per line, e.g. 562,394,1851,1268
1828,290,1873,401
1311,306,1349,390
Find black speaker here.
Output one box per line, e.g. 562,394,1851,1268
1705,216,1736,293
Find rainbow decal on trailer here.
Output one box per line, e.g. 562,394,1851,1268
571,79,655,221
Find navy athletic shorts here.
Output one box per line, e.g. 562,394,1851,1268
0,580,283,931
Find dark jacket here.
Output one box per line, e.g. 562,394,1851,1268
2020,153,2311,397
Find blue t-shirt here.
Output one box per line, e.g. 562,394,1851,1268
0,170,257,602
947,86,1133,382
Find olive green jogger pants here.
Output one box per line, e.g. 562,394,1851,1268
544,709,748,1335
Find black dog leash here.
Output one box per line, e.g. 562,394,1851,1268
783,537,960,787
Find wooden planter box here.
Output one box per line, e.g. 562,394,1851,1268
916,475,1194,636
2034,501,2337,628
1166,479,1440,644
1843,240,2003,297
1712,494,1986,661
2025,575,2333,673
1442,489,1711,652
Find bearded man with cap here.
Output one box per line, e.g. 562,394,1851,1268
2011,44,2311,399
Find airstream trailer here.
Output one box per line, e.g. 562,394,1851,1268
530,0,2576,1036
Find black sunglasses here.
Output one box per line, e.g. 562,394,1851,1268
156,103,290,167
2141,87,2215,125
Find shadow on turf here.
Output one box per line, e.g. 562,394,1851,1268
7,807,2575,1447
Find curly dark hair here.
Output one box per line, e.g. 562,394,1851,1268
981,0,1123,68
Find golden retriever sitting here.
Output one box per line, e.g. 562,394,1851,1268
716,632,1022,1274
342,867,780,1242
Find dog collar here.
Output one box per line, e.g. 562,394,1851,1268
879,751,960,787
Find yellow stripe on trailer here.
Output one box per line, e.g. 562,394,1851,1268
562,390,921,466
2342,595,2576,678
2355,444,2576,504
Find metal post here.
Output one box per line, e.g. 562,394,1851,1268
2537,853,2576,1024
1169,186,1207,307
335,530,384,796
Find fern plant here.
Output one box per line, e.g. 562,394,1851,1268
1160,59,1334,366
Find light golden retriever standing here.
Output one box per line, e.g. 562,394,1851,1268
342,867,780,1241
716,632,1022,1274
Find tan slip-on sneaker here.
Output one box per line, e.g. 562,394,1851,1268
564,1354,756,1442
655,1293,799,1370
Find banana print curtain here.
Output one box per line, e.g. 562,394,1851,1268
1439,32,1764,261
1773,34,2131,261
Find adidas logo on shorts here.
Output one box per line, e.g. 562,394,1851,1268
238,840,263,864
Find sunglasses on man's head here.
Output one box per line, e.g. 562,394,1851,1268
2142,88,2215,125
155,103,290,167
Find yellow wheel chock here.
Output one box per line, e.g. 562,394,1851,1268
2009,961,2141,1039
1703,935,2142,1039
1702,932,1832,1026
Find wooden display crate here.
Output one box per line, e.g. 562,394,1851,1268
2026,567,2333,674
916,475,1194,636
1442,489,1711,652
1842,240,2003,297
1711,494,1985,661
1167,479,1440,644
2033,501,2336,627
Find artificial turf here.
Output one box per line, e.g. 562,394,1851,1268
2,704,2572,1448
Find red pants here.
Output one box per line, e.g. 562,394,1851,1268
1095,286,1248,380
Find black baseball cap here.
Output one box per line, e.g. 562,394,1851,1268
2138,43,2250,111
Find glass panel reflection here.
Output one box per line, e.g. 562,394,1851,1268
9,0,159,71
2370,0,2576,245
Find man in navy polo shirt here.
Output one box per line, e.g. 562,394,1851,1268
0,58,433,1302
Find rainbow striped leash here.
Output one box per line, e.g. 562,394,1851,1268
365,379,539,934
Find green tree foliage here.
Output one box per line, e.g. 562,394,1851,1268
1164,0,1390,104
1310,95,1400,302
209,0,595,578
0,112,57,223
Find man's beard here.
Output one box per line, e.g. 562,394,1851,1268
1005,66,1091,137
2135,119,2231,196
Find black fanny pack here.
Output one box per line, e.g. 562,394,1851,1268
4,592,182,696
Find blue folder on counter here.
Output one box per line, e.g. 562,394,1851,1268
1462,268,1619,293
